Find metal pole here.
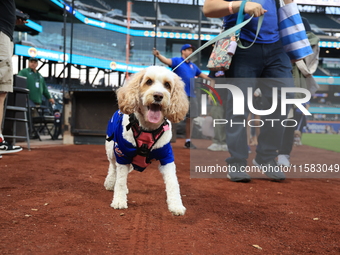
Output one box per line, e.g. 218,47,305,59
198,5,202,68
126,1,132,79
68,0,75,84
153,0,159,66
62,3,67,92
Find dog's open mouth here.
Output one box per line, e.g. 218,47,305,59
147,103,162,123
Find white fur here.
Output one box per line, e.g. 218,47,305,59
104,66,187,216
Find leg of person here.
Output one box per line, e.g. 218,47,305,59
0,93,6,159
0,31,22,156
277,118,295,166
224,82,253,182
246,113,254,153
184,97,198,149
252,115,261,146
223,41,265,182
208,104,227,151
253,90,287,180
247,113,252,146
254,41,293,180
215,89,228,151
278,104,296,166
293,111,305,145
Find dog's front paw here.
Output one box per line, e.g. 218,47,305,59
104,176,115,191
111,199,128,209
169,205,186,216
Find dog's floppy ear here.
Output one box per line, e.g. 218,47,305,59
117,69,146,114
166,74,189,123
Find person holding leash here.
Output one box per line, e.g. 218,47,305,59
203,0,295,182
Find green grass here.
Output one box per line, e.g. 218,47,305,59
302,133,340,153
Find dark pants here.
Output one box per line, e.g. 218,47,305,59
225,40,293,165
279,118,296,156
279,109,307,155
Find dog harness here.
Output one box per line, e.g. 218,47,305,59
106,111,174,172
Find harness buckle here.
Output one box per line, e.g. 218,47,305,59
137,144,149,157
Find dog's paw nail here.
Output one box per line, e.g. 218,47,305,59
104,185,114,191
170,206,186,216
111,201,128,209
104,180,115,191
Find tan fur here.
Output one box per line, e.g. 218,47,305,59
117,69,146,115
166,74,189,123
294,130,301,138
117,66,189,123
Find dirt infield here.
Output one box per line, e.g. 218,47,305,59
1,138,339,254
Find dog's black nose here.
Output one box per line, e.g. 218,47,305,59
153,92,163,102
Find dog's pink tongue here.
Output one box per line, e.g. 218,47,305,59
147,104,162,123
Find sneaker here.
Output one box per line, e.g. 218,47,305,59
227,162,251,182
184,141,197,149
207,143,222,151
221,144,229,151
0,140,23,154
252,159,286,181
277,154,290,167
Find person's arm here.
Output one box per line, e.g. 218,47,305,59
16,18,28,26
198,72,215,88
203,0,267,18
152,48,172,66
41,77,55,104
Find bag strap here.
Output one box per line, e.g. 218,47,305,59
235,0,248,37
237,15,263,49
236,0,264,49
172,1,263,71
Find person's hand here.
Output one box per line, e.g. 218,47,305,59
244,2,267,17
49,98,55,105
152,48,160,57
16,18,28,25
209,79,215,88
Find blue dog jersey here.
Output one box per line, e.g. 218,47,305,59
107,111,174,172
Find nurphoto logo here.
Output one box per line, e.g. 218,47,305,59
198,78,311,128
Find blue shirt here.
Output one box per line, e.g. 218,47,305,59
107,111,174,172
223,0,279,44
171,57,201,97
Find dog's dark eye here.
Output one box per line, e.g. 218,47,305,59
146,79,153,85
164,82,171,90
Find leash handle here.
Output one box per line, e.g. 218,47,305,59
235,0,248,37
237,15,264,49
172,15,254,72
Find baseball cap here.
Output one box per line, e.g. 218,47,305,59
181,44,195,52
29,57,38,62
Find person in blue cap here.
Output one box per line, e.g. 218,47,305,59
153,44,214,149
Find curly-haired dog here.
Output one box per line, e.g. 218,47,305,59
104,66,189,216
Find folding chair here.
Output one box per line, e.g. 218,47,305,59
2,87,31,150
31,105,55,141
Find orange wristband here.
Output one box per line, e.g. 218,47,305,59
229,1,234,14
